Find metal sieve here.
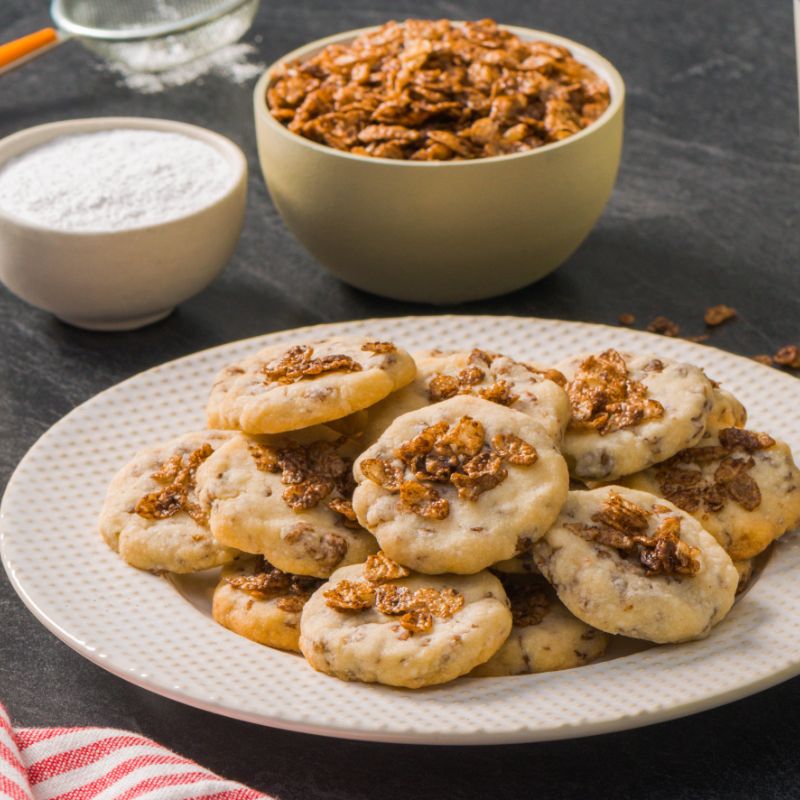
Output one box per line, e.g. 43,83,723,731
0,0,260,73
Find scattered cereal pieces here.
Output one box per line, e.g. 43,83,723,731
704,305,737,327
618,313,635,326
646,316,680,337
774,345,800,369
267,19,611,161
399,480,450,520
753,355,774,366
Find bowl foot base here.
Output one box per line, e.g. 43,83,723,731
56,308,174,331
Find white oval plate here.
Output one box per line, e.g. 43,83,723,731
3,315,800,745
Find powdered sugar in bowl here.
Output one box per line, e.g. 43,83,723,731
0,117,247,330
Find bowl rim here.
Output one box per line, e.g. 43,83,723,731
254,22,626,168
0,116,248,237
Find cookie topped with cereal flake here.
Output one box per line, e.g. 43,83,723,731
299,556,512,688
557,350,714,481
362,348,570,446
195,427,377,578
533,487,738,643
471,573,608,677
206,337,416,434
621,427,800,560
99,430,238,573
212,554,323,653
352,395,569,574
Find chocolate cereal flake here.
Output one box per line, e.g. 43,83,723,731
704,305,737,326
364,551,411,583
567,349,664,435
774,345,800,369
324,580,376,610
646,316,680,337
263,344,362,384
135,442,214,526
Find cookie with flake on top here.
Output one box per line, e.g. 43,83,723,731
212,554,323,653
352,395,569,575
361,347,570,447
621,427,800,560
299,556,512,688
196,426,377,578
533,486,738,643
99,430,237,573
557,349,715,482
471,573,608,677
206,336,416,434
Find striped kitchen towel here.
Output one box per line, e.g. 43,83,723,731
0,704,267,800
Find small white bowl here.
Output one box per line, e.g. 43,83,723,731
0,117,247,330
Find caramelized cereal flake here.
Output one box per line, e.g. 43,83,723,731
361,341,396,353
646,316,680,337
704,305,737,326
567,349,664,435
364,551,410,583
571,494,700,577
774,345,800,368
324,580,376,610
263,344,362,384
135,443,214,526
374,584,416,615
499,574,551,627
491,433,538,465
399,480,450,520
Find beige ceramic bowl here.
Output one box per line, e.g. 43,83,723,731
254,25,625,304
0,117,247,330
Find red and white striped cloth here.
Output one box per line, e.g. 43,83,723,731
0,704,267,800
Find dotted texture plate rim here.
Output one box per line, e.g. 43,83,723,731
3,315,800,745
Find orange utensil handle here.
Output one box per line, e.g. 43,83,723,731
0,27,60,69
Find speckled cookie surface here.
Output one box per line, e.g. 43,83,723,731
472,575,608,677
704,385,747,437
212,555,322,653
622,429,800,560
558,351,714,481
299,562,512,688
196,427,377,578
206,337,416,434
352,395,569,574
533,487,738,643
98,430,237,573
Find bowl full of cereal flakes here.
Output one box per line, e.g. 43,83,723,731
253,19,624,304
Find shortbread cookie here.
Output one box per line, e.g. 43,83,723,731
622,428,800,560
196,427,377,577
352,395,569,574
362,348,569,446
212,555,322,652
704,385,747,437
557,350,714,481
207,337,416,434
533,487,738,643
299,557,512,688
472,574,608,676
99,430,237,573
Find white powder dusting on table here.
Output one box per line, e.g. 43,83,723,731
110,42,265,94
0,129,235,232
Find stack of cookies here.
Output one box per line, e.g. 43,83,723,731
98,337,800,689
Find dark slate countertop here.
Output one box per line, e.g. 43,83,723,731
1,1,799,798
